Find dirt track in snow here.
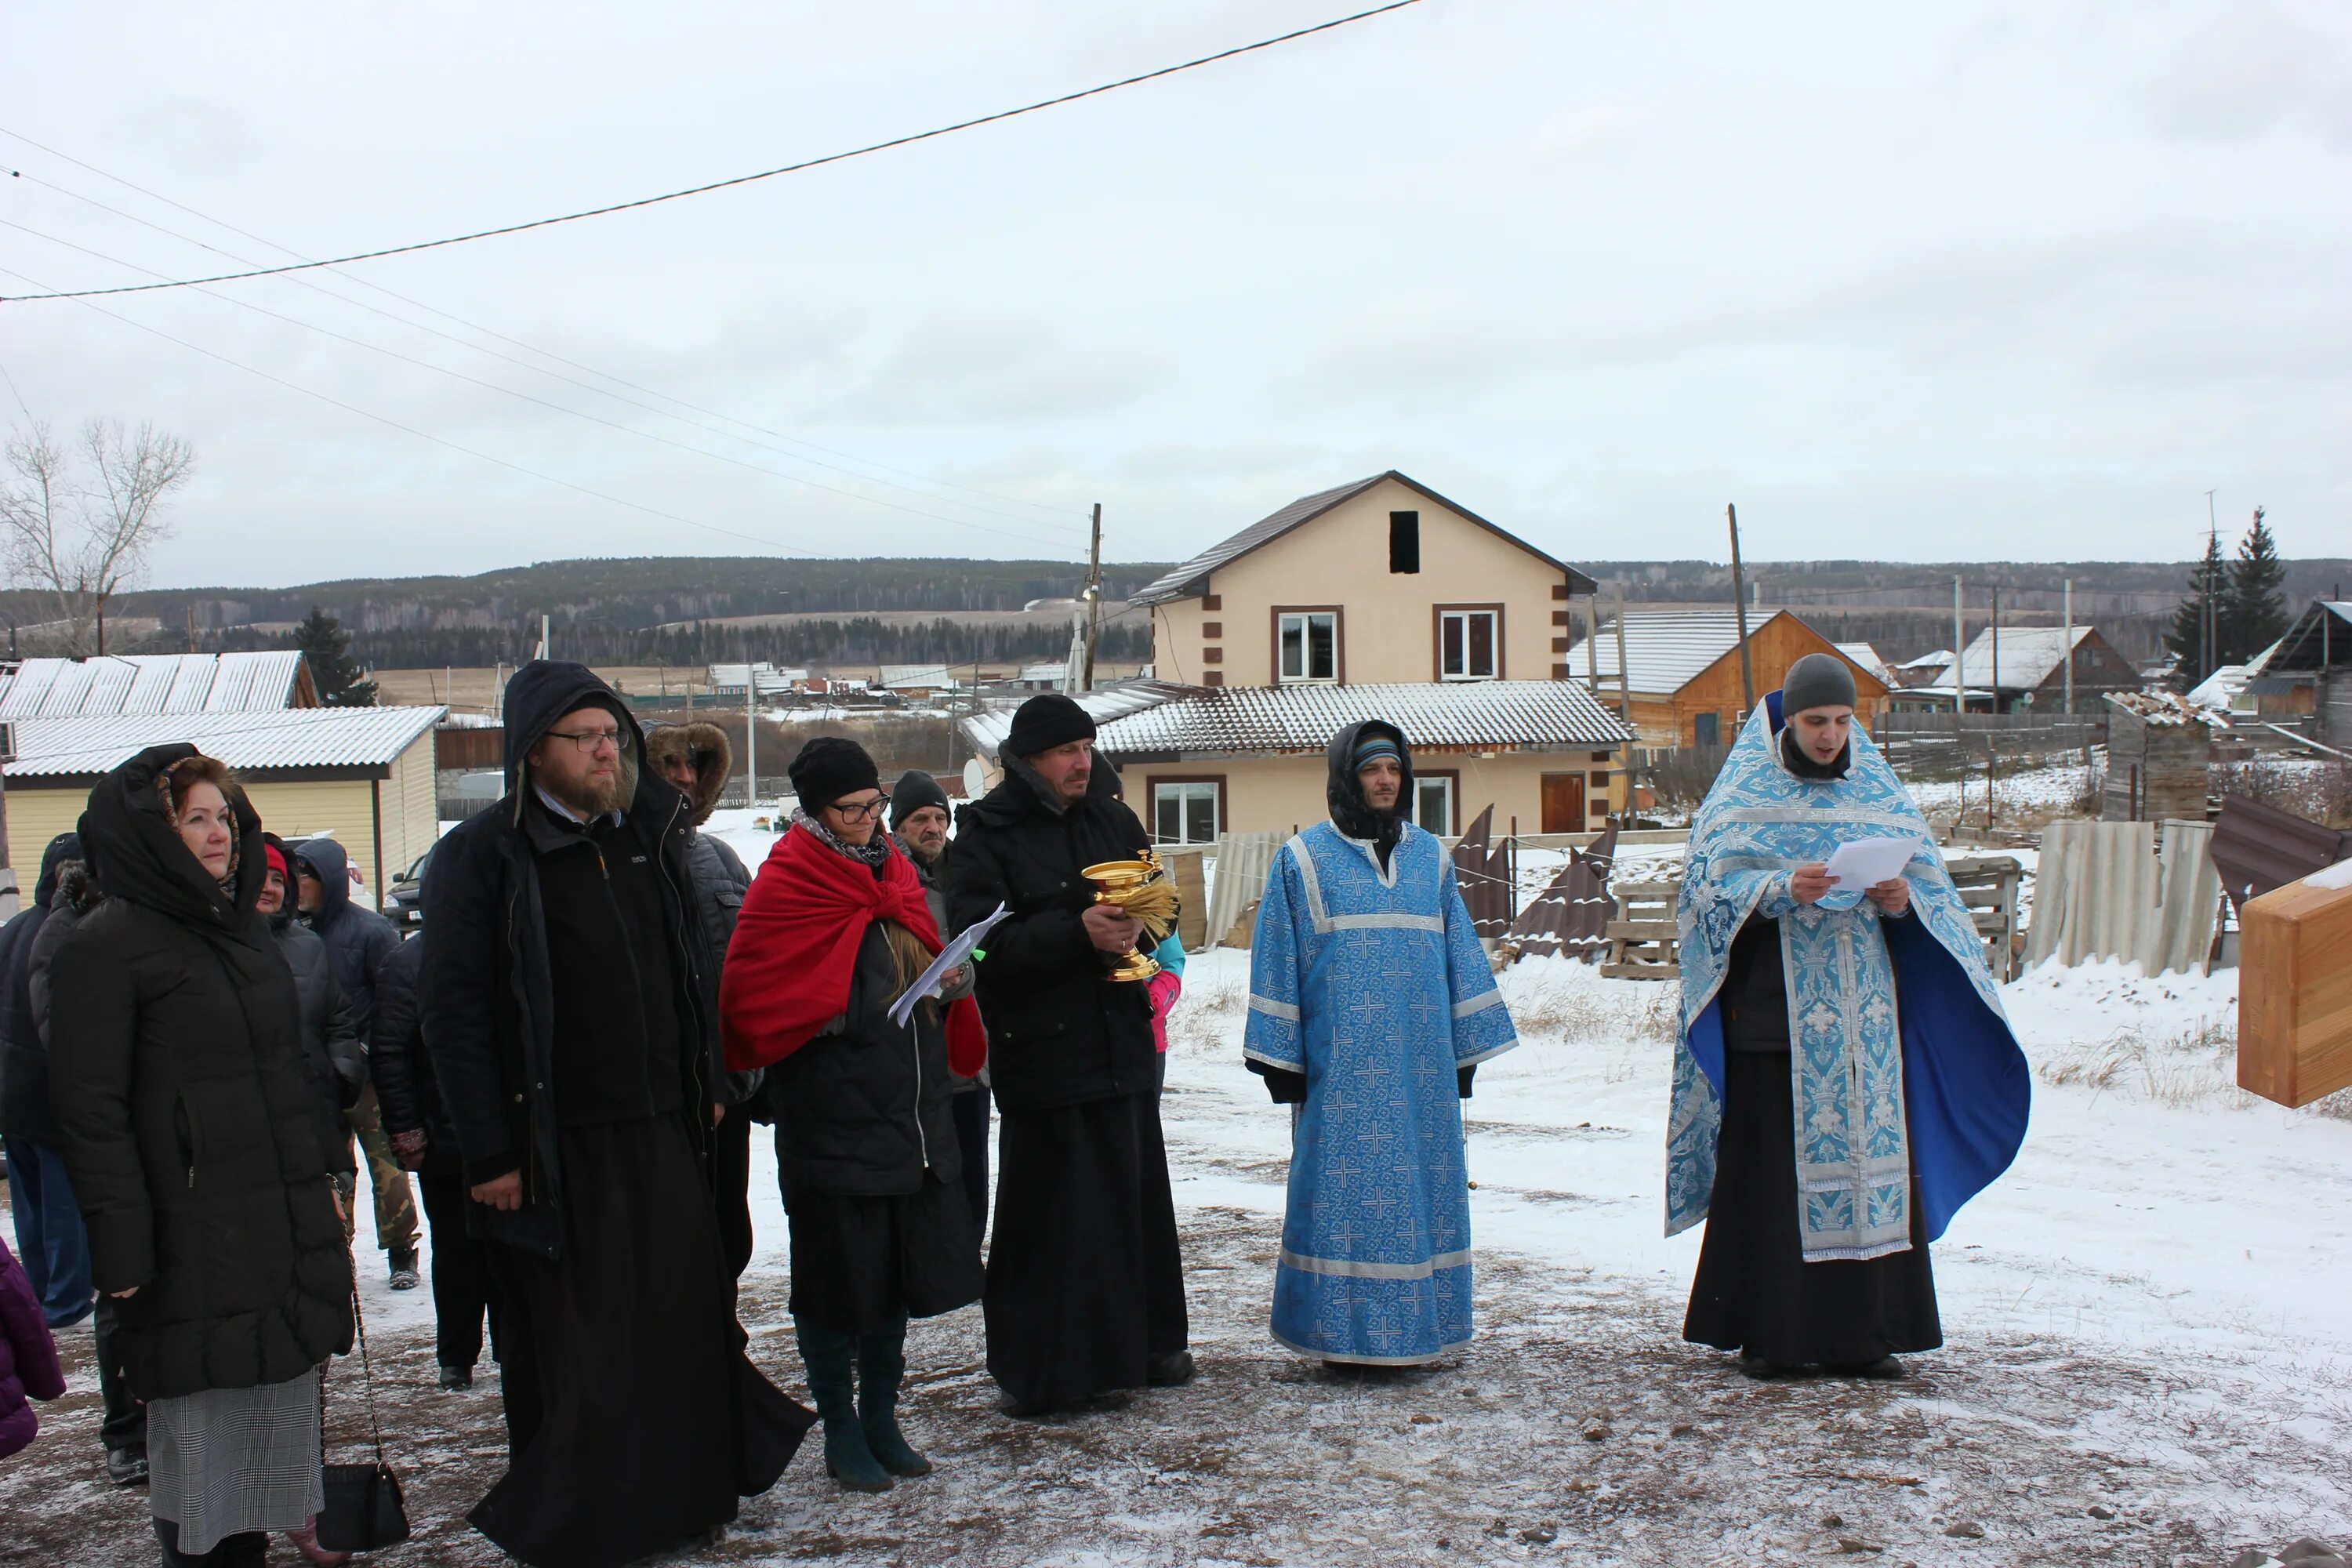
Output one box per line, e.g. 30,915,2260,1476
3,1189,2337,1568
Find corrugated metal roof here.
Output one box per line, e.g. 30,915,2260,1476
960,679,1632,760
2106,690,2230,728
2266,601,2352,672
1131,471,1592,606
1575,609,1867,696
1835,641,1893,682
1950,626,2096,691
5,706,446,779
0,653,306,718
878,664,959,689
958,681,1191,759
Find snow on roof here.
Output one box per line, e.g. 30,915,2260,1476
1131,471,1590,607
957,681,1192,759
0,653,308,718
6,706,447,779
1951,625,2096,691
1834,641,1893,682
2183,663,2252,710
2107,690,2230,729
962,680,1632,760
878,664,960,689
1574,609,1866,696
1897,648,1954,670
1016,662,1070,684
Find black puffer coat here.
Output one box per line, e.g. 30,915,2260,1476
947,758,1156,1114
0,833,80,1145
291,837,401,1036
45,744,354,1401
768,895,961,1199
265,843,365,1181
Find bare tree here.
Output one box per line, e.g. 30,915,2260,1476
1,419,195,655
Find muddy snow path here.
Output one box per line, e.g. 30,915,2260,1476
6,954,2349,1566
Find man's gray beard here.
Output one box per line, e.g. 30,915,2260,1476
897,834,942,868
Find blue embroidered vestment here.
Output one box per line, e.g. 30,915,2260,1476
1245,822,1517,1364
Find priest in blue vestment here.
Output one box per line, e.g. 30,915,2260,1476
1243,720,1517,1367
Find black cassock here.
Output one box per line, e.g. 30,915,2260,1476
469,816,811,1568
1682,913,1941,1367
985,1091,1188,1410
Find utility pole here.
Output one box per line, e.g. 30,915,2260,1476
2062,579,2074,715
2203,489,2218,682
1080,502,1103,692
1990,585,2001,714
1613,582,1632,720
745,667,757,813
1726,504,1755,716
1951,575,1965,717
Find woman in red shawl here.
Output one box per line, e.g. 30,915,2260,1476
720,738,984,1494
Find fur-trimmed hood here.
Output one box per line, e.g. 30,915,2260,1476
644,721,733,827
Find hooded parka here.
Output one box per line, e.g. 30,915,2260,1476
263,836,365,1179
45,745,354,1402
0,833,82,1146
289,836,401,1034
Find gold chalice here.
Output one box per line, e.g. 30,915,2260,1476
1082,847,1179,983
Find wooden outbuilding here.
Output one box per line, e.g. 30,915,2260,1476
2101,691,2216,822
1577,609,1891,749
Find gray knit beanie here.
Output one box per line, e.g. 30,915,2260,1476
1780,653,1857,716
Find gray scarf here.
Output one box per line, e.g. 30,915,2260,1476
791,807,891,869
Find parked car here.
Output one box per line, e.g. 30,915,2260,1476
385,844,436,927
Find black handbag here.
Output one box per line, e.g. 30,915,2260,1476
317,1285,412,1552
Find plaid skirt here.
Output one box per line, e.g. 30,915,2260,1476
147,1366,324,1554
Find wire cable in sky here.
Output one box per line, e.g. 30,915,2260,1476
2,148,1096,533
0,2,1421,304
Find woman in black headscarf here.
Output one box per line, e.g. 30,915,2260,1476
48,746,353,1566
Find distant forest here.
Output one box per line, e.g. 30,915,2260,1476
21,550,2346,672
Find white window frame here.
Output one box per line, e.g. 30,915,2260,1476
1439,608,1499,681
1414,775,1455,837
1152,781,1220,846
1277,612,1339,684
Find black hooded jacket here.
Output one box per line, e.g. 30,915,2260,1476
0,833,81,1145
292,835,402,1036
263,835,365,1175
44,744,353,1400
368,935,458,1170
419,661,717,1259
946,756,1156,1114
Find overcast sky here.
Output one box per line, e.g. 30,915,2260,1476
3,1,2347,591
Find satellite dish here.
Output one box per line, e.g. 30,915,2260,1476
962,757,985,800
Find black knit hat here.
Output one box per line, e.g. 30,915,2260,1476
890,769,951,832
787,736,880,809
1004,693,1096,760
1780,652,1858,717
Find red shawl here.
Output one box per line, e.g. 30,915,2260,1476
720,824,985,1079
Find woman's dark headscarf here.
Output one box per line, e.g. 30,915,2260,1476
75,742,267,946
1326,720,1414,864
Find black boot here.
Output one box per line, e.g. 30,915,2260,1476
797,1319,891,1494
857,1314,931,1478
154,1519,267,1566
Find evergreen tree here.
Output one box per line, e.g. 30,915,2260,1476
2163,532,2229,688
294,606,378,706
2224,506,2288,662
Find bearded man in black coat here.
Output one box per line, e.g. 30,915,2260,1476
421,662,811,1568
948,694,1191,1416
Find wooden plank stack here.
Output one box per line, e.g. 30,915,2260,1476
1601,880,1682,980
1944,853,2024,982
2238,863,2352,1108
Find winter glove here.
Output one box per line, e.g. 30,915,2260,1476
1248,1061,1308,1104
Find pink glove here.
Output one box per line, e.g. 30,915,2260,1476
1145,970,1182,1054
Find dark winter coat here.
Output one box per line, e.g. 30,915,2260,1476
45,744,354,1402
0,834,80,1146
768,898,962,1200
947,758,1156,1114
26,862,100,1051
267,891,365,1179
648,721,764,1109
292,837,402,1036
368,936,459,1172
0,1234,64,1459
420,661,718,1259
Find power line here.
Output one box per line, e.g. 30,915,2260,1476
1,147,1094,532
0,217,1085,553
0,259,836,560
1,2,1422,303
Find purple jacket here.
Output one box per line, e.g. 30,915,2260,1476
0,1234,66,1459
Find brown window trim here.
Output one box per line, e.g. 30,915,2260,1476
1432,603,1507,681
1412,768,1460,836
1203,646,1223,665
1552,662,1573,678
1271,604,1345,684
1145,773,1228,846
1202,593,1221,612
1204,670,1225,687
1551,582,1571,601
1202,621,1223,639
1551,636,1570,654
1550,608,1570,626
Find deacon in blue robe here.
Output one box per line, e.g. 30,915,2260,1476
1243,721,1517,1367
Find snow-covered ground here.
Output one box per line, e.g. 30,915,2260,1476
9,899,2348,1565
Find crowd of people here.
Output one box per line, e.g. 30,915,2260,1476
0,655,2027,1566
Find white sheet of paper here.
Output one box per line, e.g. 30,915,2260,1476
888,902,1011,1029
1822,836,1920,891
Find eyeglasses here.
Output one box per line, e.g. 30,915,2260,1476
544,727,633,756
828,798,885,822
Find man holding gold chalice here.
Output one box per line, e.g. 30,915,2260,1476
949,694,1192,1417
